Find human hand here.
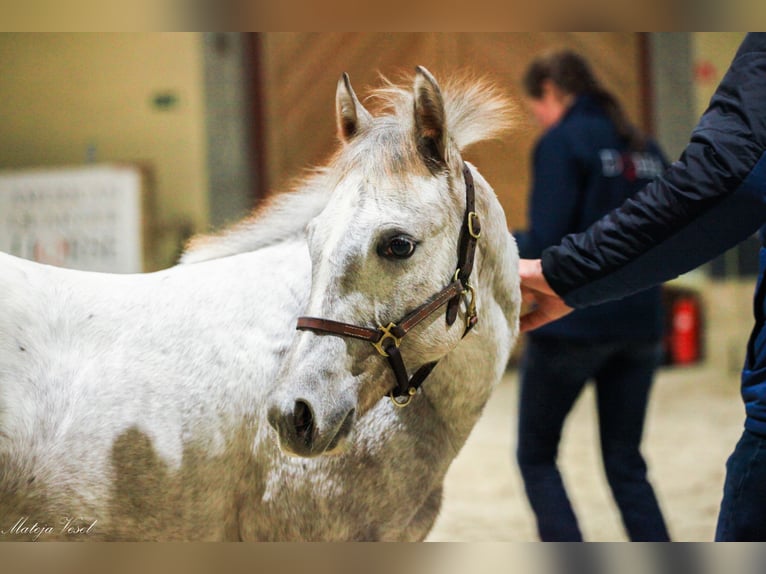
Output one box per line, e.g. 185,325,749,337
518,259,573,332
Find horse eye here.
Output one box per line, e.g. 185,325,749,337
380,235,417,259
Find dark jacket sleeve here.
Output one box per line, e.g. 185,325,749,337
515,130,582,259
541,33,766,308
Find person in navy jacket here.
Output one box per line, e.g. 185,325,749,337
519,33,766,541
514,50,671,541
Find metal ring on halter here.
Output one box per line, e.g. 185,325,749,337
452,269,477,318
389,387,417,408
463,283,477,319
372,322,402,357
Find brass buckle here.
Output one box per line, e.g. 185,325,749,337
468,211,481,239
372,322,402,357
463,283,477,320
453,270,478,326
389,387,417,408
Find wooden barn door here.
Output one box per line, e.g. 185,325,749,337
248,33,649,232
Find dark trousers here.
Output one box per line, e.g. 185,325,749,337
716,429,766,541
516,335,670,541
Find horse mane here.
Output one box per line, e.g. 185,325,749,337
179,168,333,264
180,70,515,265
368,70,516,150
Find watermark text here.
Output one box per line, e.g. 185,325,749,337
0,516,98,541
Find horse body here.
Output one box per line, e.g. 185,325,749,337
0,242,307,539
0,68,520,540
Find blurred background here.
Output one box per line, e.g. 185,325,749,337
0,34,738,264
0,33,755,541
0,32,750,366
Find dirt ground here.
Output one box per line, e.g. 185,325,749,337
426,364,744,542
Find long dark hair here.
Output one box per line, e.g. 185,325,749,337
522,50,645,151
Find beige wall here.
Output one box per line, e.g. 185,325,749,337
692,32,746,118
0,33,208,270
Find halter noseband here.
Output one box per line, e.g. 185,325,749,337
296,163,481,408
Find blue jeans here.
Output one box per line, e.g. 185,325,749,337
516,335,670,541
715,429,766,541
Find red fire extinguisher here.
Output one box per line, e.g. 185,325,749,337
670,296,701,365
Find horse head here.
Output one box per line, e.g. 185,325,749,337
267,66,515,457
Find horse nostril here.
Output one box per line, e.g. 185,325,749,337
293,400,314,446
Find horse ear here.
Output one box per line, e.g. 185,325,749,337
336,72,372,143
413,66,447,169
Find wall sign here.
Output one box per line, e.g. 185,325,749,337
0,165,144,273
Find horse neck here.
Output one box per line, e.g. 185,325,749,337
420,170,520,449
474,173,521,334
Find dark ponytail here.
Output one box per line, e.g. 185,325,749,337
522,50,645,151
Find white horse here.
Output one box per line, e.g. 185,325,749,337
0,67,520,541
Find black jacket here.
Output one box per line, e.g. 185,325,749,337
541,33,766,435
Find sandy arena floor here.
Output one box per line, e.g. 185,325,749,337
426,364,744,542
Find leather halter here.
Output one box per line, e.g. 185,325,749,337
296,163,481,407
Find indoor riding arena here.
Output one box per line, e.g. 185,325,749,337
0,33,759,548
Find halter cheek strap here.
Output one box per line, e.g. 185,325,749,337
447,164,481,327
296,163,481,407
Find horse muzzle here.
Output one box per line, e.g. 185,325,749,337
267,394,356,457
